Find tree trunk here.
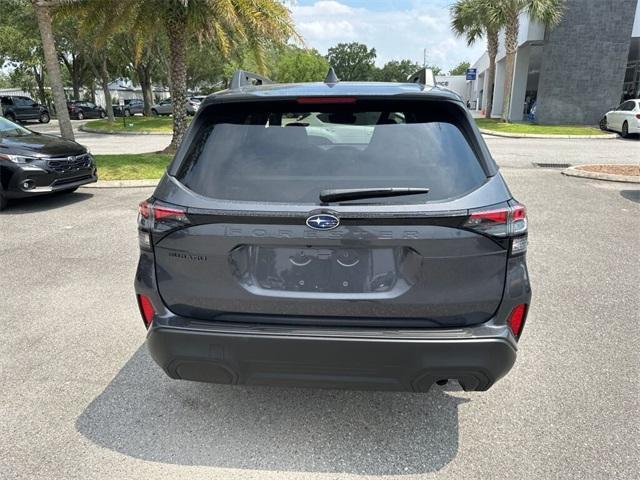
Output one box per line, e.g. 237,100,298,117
32,0,74,140
501,14,519,123
485,30,498,119
165,12,189,153
100,57,114,121
136,64,153,116
33,65,47,107
89,78,96,103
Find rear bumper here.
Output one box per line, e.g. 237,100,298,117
146,318,517,392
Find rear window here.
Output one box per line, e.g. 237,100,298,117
176,100,486,204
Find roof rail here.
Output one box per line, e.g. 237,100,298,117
407,68,435,87
229,70,272,90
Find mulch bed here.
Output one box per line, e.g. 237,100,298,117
576,165,640,176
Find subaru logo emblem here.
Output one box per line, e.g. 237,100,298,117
306,214,340,230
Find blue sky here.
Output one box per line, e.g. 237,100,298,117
289,0,487,72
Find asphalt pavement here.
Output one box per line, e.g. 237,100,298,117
1,142,639,479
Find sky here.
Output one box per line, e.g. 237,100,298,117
288,0,487,72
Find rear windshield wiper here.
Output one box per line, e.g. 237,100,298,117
319,187,430,203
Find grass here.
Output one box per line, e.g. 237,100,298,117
475,118,607,136
95,154,172,180
84,116,178,133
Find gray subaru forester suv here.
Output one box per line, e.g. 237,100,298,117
134,69,531,392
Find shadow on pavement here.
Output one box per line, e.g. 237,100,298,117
3,191,93,214
77,346,466,475
620,190,640,203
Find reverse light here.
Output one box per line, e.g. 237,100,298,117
137,294,155,328
507,304,528,339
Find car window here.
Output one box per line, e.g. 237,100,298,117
624,101,637,111
176,102,486,204
1,97,13,105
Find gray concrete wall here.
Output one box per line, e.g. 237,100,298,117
536,0,638,125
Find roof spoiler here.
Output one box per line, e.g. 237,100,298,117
229,70,272,90
407,68,435,87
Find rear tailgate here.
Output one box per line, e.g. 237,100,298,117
153,205,508,327
150,97,510,327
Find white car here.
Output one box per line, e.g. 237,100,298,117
601,99,640,138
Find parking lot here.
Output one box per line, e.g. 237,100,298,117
1,140,639,479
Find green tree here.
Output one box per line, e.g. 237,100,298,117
32,0,74,140
0,0,48,106
375,59,421,82
66,0,299,152
274,46,329,83
451,0,501,118
450,61,471,76
326,42,377,81
493,0,565,121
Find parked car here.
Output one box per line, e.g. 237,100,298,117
135,69,531,393
67,101,107,120
150,98,172,116
600,99,640,138
151,97,202,116
0,96,50,124
114,99,145,117
187,96,205,115
0,116,97,210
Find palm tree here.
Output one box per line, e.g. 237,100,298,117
492,0,565,121
31,0,74,140
451,0,502,118
64,0,299,152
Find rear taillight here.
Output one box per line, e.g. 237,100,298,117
137,294,155,328
138,199,189,225
636,113,640,119
507,304,528,339
138,199,190,248
464,203,527,254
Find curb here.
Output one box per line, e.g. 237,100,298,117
81,179,159,188
562,165,640,184
479,128,618,139
80,125,171,136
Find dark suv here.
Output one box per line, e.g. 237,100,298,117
1,96,50,123
135,69,531,392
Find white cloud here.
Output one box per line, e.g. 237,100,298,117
290,1,486,72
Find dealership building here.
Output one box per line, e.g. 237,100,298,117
467,0,640,124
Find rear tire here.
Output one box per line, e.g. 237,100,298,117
39,112,50,123
77,111,84,120
599,117,607,131
100,111,106,119
621,121,629,138
151,109,158,116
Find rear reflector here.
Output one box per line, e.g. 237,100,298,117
296,97,357,104
137,294,155,328
507,304,528,338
